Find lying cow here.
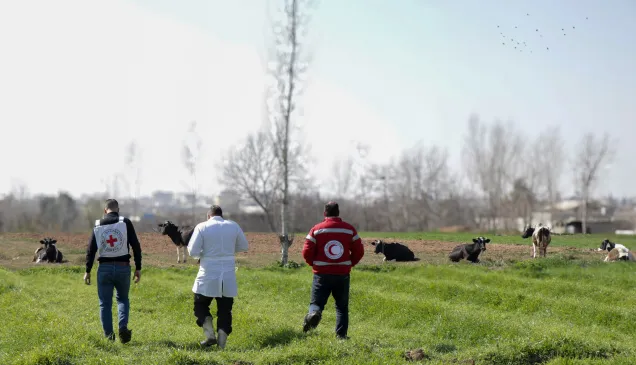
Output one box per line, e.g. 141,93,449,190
33,237,63,263
371,240,418,262
598,239,635,262
522,224,551,258
449,236,489,263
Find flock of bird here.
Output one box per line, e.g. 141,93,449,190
497,13,588,53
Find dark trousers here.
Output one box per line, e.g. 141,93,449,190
309,273,350,337
193,293,234,335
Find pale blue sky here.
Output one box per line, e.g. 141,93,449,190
0,0,634,198
130,0,636,196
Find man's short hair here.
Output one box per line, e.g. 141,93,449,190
105,199,119,212
208,205,223,217
324,201,339,217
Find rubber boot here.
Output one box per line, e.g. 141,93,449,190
217,329,228,349
200,316,217,347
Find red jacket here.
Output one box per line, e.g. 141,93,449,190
302,217,364,275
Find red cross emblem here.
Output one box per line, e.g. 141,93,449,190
106,235,118,247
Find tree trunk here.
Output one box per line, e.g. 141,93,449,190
582,190,588,234
280,197,290,265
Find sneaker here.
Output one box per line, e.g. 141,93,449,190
302,311,322,332
119,327,132,344
106,333,116,341
337,335,349,340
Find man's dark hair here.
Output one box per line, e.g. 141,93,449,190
324,201,339,217
105,199,119,212
209,205,223,217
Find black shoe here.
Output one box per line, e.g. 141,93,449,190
302,311,322,332
337,335,349,340
119,327,132,344
200,338,217,347
106,333,116,341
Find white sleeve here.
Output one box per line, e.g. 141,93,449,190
187,224,204,259
235,224,249,253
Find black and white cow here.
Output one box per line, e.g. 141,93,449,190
370,240,418,262
598,239,635,262
448,236,489,263
157,220,195,263
522,224,551,258
32,237,63,263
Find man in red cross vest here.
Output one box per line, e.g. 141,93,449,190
301,201,364,339
84,199,142,343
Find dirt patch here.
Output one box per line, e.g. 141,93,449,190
0,232,604,269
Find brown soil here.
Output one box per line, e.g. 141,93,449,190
0,232,602,270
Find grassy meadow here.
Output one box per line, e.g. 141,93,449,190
1,232,636,364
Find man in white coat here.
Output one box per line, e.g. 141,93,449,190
187,205,249,349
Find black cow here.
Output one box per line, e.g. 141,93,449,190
371,240,418,262
521,225,535,239
158,220,195,263
33,237,63,263
448,236,489,263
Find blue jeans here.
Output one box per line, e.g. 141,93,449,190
97,264,131,336
309,274,350,337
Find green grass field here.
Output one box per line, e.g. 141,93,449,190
2,232,636,364
2,244,636,364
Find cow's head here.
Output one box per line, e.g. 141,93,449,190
521,225,535,239
472,236,490,251
599,239,615,252
40,238,57,248
370,240,386,254
158,221,179,236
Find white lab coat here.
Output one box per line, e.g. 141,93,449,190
187,216,249,297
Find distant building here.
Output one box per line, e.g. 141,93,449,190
521,199,634,234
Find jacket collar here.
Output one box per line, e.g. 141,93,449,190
209,216,224,221
324,217,342,222
105,212,119,218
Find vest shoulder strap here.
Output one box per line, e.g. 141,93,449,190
95,219,101,227
119,216,125,222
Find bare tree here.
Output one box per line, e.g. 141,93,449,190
350,143,373,230
534,126,565,224
220,129,281,232
462,115,523,231
386,144,453,231
125,140,142,217
330,156,355,199
572,132,614,234
266,0,314,265
182,121,202,225
100,176,122,198
0,181,35,232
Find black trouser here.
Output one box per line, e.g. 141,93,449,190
193,293,234,335
309,273,350,337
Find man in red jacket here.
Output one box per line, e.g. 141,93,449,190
301,201,364,339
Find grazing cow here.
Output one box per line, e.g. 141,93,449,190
449,236,489,263
32,237,63,263
598,239,635,262
522,224,551,258
158,220,195,263
370,240,418,262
